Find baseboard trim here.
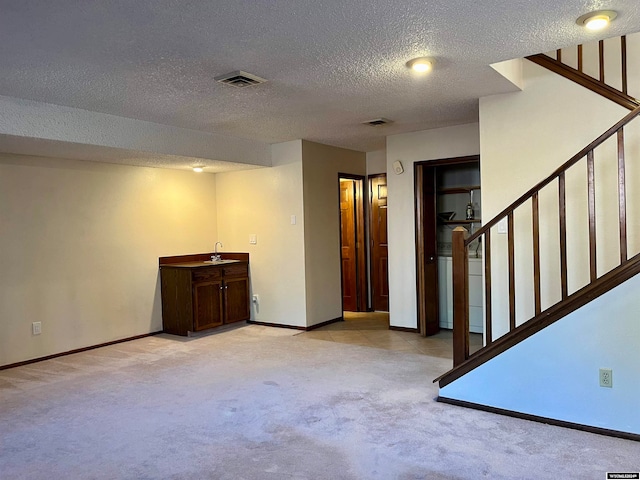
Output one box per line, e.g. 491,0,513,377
437,396,640,442
0,331,163,371
306,316,343,331
389,326,419,333
246,320,306,331
247,317,344,332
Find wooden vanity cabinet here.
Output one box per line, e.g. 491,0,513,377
159,253,250,336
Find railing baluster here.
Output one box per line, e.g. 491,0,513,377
508,211,516,330
484,230,492,345
559,172,568,299
449,106,640,370
618,128,628,262
452,227,469,367
587,150,597,281
532,193,541,315
621,36,628,95
599,40,605,83
578,44,583,72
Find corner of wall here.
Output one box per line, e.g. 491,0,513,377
301,141,366,327
385,124,480,330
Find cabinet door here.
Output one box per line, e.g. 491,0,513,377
193,281,224,331
224,277,250,324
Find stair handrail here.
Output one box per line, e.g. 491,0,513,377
465,105,640,246
452,104,640,368
526,35,639,111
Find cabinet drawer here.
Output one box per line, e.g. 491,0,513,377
223,263,248,278
192,267,222,282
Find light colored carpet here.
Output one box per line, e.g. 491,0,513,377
0,324,638,479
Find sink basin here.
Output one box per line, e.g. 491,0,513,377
203,259,239,265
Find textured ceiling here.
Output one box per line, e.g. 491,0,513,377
1,0,640,170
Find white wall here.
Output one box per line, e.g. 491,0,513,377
215,141,308,328
440,273,640,435
480,60,632,339
366,150,386,175
0,154,218,366
386,124,480,329
302,141,366,326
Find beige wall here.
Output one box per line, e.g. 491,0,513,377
215,141,308,328
366,150,386,175
386,124,480,329
0,154,218,366
302,141,366,326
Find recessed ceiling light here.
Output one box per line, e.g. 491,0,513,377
576,10,617,31
406,57,434,74
193,166,204,173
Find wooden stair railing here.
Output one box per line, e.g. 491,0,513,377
442,104,640,387
526,35,640,111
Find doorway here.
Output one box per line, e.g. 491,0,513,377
339,175,367,312
415,155,480,336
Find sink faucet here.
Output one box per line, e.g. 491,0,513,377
212,242,223,261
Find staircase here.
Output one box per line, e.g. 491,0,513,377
436,34,640,438
526,35,639,111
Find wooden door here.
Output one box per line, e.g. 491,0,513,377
416,165,440,335
370,174,389,311
224,277,250,323
340,179,358,311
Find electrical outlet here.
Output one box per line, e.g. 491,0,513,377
599,368,613,388
32,322,42,335
252,294,259,304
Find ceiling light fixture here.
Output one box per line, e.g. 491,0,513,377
576,10,617,31
406,57,434,74
192,166,204,173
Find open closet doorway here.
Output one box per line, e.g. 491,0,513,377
415,155,481,336
339,175,367,312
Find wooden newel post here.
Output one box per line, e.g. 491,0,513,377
452,226,469,367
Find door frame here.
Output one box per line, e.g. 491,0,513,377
338,173,368,312
368,173,389,312
414,155,480,335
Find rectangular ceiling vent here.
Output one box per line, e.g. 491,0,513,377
215,70,267,88
364,118,393,126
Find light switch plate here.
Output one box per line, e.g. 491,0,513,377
291,215,296,225
497,218,507,234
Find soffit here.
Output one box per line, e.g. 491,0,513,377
1,0,639,165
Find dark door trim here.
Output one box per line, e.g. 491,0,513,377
339,173,368,311
415,155,480,336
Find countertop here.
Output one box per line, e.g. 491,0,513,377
160,260,242,268
159,252,250,268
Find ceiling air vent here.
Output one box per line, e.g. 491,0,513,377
215,70,267,88
364,118,393,126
